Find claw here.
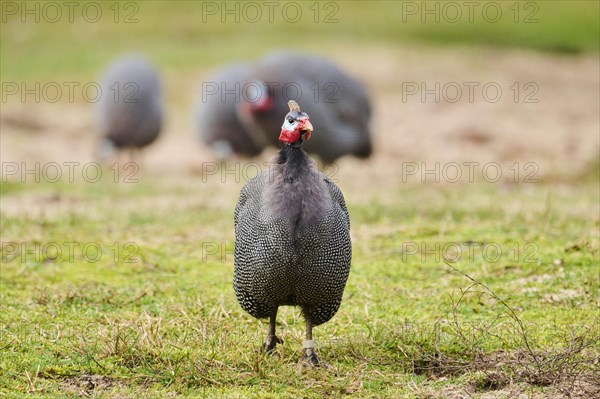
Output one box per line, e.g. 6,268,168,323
302,348,320,367
264,335,283,353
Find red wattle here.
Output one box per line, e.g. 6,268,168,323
279,129,301,143
250,94,273,112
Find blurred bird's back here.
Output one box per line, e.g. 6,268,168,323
242,51,373,163
195,63,265,159
95,55,163,160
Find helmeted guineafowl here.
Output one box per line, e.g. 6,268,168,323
195,63,267,160
234,100,352,365
95,55,163,160
243,52,373,164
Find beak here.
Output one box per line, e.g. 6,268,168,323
302,119,313,132
300,118,313,134
299,119,313,140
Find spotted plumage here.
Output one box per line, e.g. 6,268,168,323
234,101,351,365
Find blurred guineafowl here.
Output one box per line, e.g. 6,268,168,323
195,63,267,159
234,100,352,365
244,52,372,163
95,55,163,160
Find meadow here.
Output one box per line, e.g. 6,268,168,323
1,1,599,398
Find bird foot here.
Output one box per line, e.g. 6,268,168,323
263,335,283,353
302,349,332,368
301,340,331,368
302,348,320,367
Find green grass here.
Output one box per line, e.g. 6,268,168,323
1,1,598,81
1,174,598,398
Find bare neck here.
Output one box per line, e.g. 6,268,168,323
276,144,313,183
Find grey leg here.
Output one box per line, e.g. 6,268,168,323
302,314,319,366
264,308,282,353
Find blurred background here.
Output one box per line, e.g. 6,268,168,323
1,0,599,201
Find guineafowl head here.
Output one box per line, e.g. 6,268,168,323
245,80,273,112
279,101,313,145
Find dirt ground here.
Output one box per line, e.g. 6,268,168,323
1,44,598,198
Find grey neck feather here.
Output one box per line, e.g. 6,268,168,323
266,145,329,230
